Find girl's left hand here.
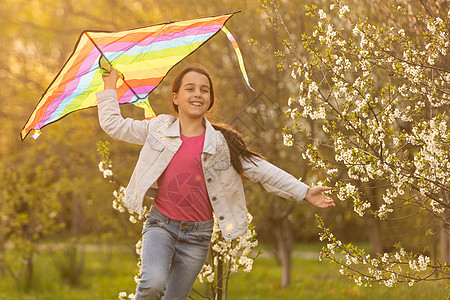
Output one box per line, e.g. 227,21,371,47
102,68,120,90
304,186,336,208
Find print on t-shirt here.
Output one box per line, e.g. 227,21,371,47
166,156,208,208
155,131,213,221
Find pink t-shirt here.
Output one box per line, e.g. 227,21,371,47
154,131,213,222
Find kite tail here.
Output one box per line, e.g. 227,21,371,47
31,130,42,140
221,26,255,92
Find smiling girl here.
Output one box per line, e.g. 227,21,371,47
97,65,335,300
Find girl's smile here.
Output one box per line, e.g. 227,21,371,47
172,71,211,120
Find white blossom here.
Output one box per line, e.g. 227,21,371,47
426,20,436,34
318,9,327,19
283,133,294,147
288,97,294,106
198,213,259,285
339,5,350,19
135,240,142,256
377,204,393,219
309,81,319,93
98,161,106,172
430,200,445,214
103,169,113,178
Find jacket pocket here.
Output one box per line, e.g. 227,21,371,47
148,134,165,151
140,135,165,164
213,158,231,170
213,158,234,185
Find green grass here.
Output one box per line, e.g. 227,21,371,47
0,244,448,300
194,257,449,300
0,246,137,300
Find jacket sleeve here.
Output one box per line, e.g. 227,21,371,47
97,89,148,145
241,156,309,202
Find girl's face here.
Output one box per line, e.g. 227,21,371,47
172,71,211,119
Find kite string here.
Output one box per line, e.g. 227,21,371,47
221,27,255,92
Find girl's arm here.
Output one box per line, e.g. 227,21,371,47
97,69,149,145
241,156,335,208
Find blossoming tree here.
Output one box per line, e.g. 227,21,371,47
265,0,449,287
97,141,260,299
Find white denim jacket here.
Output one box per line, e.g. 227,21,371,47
97,89,309,241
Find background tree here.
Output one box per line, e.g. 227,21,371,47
265,0,449,286
0,157,64,291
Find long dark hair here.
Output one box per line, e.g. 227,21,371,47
171,65,263,178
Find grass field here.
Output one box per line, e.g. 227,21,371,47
0,244,448,300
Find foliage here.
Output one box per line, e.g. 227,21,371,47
0,158,64,290
265,0,449,287
317,215,448,287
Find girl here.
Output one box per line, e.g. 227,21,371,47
97,65,335,300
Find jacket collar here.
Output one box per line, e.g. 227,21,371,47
165,117,217,154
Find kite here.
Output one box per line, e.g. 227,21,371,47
20,11,254,141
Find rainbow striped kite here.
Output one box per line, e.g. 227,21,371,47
21,12,254,141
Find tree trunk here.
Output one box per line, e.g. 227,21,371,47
215,260,223,300
23,252,33,291
0,243,5,276
364,184,385,255
440,210,450,265
268,199,295,289
440,230,450,264
364,216,384,255
274,217,293,288
71,191,80,237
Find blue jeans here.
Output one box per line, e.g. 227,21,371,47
135,205,213,300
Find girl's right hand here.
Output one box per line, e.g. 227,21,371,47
304,186,335,208
102,68,120,90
